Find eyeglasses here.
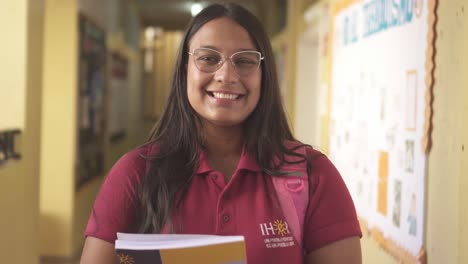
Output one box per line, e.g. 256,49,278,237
188,48,264,76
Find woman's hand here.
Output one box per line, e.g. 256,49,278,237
80,236,119,264
306,236,362,264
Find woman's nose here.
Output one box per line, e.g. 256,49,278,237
214,59,239,83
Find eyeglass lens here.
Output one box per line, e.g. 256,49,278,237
192,48,261,76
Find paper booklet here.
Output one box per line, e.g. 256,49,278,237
115,233,247,264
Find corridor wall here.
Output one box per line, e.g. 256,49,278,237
40,0,143,260
0,0,44,263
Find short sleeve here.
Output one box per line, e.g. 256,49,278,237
303,149,362,253
84,146,148,243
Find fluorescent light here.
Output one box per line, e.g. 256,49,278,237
145,27,156,40
191,3,203,17
144,26,163,40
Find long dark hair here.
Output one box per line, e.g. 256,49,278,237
137,3,310,234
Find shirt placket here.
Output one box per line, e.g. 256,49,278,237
209,171,237,235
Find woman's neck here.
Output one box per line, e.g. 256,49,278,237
201,123,244,179
202,124,243,157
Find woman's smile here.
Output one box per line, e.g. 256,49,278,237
209,91,242,100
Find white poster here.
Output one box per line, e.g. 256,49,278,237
0,3,26,130
0,77,25,131
329,0,434,258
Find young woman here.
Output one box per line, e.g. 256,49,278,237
80,3,362,264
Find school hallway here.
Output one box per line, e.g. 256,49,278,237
1,0,467,263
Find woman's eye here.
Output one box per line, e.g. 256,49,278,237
235,59,256,65
198,56,220,64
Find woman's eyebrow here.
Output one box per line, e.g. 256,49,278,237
197,45,258,53
198,45,219,50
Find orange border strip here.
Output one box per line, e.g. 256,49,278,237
371,227,426,263
331,0,361,16
422,0,437,154
359,217,426,263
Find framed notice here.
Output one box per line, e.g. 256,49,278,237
328,0,436,262
108,52,128,143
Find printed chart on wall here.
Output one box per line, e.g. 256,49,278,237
1,36,25,131
328,0,436,262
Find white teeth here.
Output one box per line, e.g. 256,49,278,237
212,92,239,100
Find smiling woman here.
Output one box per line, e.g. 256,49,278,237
80,3,362,264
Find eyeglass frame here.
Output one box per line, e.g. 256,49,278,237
187,47,265,76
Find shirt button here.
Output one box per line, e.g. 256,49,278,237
223,214,230,223
211,174,218,180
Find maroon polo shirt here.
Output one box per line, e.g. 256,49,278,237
85,143,361,263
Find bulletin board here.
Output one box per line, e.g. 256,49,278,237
328,0,436,262
76,14,107,189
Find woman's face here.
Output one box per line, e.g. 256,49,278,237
187,17,262,128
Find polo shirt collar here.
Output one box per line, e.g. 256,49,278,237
195,145,262,175
195,150,212,175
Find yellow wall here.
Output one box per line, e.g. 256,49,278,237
293,4,323,148
72,177,103,256
40,0,78,256
151,30,183,119
292,0,468,262
0,0,44,263
271,0,301,126
426,0,468,263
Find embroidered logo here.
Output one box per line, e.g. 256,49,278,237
117,253,135,264
273,220,289,236
260,219,295,248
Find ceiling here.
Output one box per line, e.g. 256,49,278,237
136,0,264,30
